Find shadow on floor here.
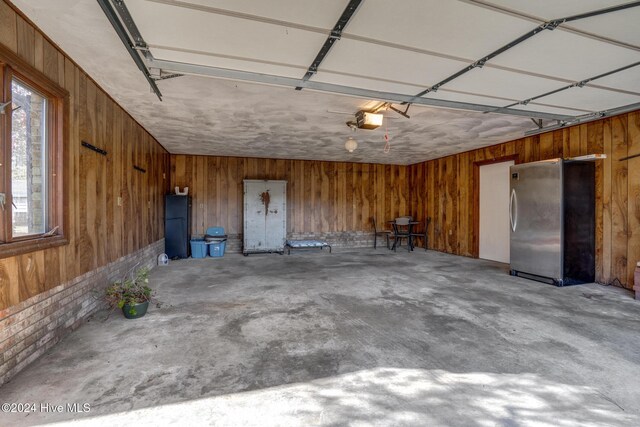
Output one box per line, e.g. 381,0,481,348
43,367,637,427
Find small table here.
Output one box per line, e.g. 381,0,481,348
388,221,420,251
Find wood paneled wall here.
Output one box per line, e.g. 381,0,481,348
409,111,640,290
0,1,169,311
171,155,409,237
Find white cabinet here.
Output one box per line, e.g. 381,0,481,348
243,180,287,255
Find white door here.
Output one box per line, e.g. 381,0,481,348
479,161,514,263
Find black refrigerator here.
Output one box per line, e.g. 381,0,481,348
165,195,191,258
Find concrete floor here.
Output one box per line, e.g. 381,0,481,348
2,249,640,426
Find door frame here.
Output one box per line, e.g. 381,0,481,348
472,154,520,258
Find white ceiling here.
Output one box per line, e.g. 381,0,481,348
10,0,640,164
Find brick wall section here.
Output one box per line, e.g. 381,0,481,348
288,231,375,248
28,93,45,232
205,231,388,253
0,239,164,386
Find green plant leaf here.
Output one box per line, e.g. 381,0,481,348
106,266,154,310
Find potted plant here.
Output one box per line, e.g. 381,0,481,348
105,267,153,319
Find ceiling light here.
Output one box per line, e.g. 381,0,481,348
355,111,383,129
345,137,358,153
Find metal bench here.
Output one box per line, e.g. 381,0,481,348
285,240,332,255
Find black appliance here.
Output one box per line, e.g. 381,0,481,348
165,195,191,258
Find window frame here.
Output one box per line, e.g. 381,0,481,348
0,43,68,258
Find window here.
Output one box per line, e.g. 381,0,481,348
1,45,67,257
11,79,48,237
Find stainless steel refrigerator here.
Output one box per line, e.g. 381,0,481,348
509,158,595,286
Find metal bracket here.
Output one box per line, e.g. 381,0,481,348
151,72,184,81
96,0,162,100
82,140,108,156
473,58,488,69
530,118,543,129
542,19,565,30
368,102,411,119
0,102,21,114
388,104,411,119
619,152,640,161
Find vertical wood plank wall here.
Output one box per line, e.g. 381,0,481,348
0,1,169,311
409,111,640,290
1,0,638,310
170,155,410,237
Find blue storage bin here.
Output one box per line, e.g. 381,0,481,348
209,241,226,257
205,227,225,236
205,226,227,257
190,240,208,258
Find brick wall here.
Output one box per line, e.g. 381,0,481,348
287,231,376,248
202,231,383,254
0,240,164,386
28,92,45,232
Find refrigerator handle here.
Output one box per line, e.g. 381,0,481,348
510,189,518,232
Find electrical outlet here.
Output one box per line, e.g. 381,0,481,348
117,196,122,206
449,229,452,236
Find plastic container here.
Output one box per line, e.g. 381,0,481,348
190,240,208,258
205,227,226,237
209,241,226,257
157,253,169,266
205,226,227,257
